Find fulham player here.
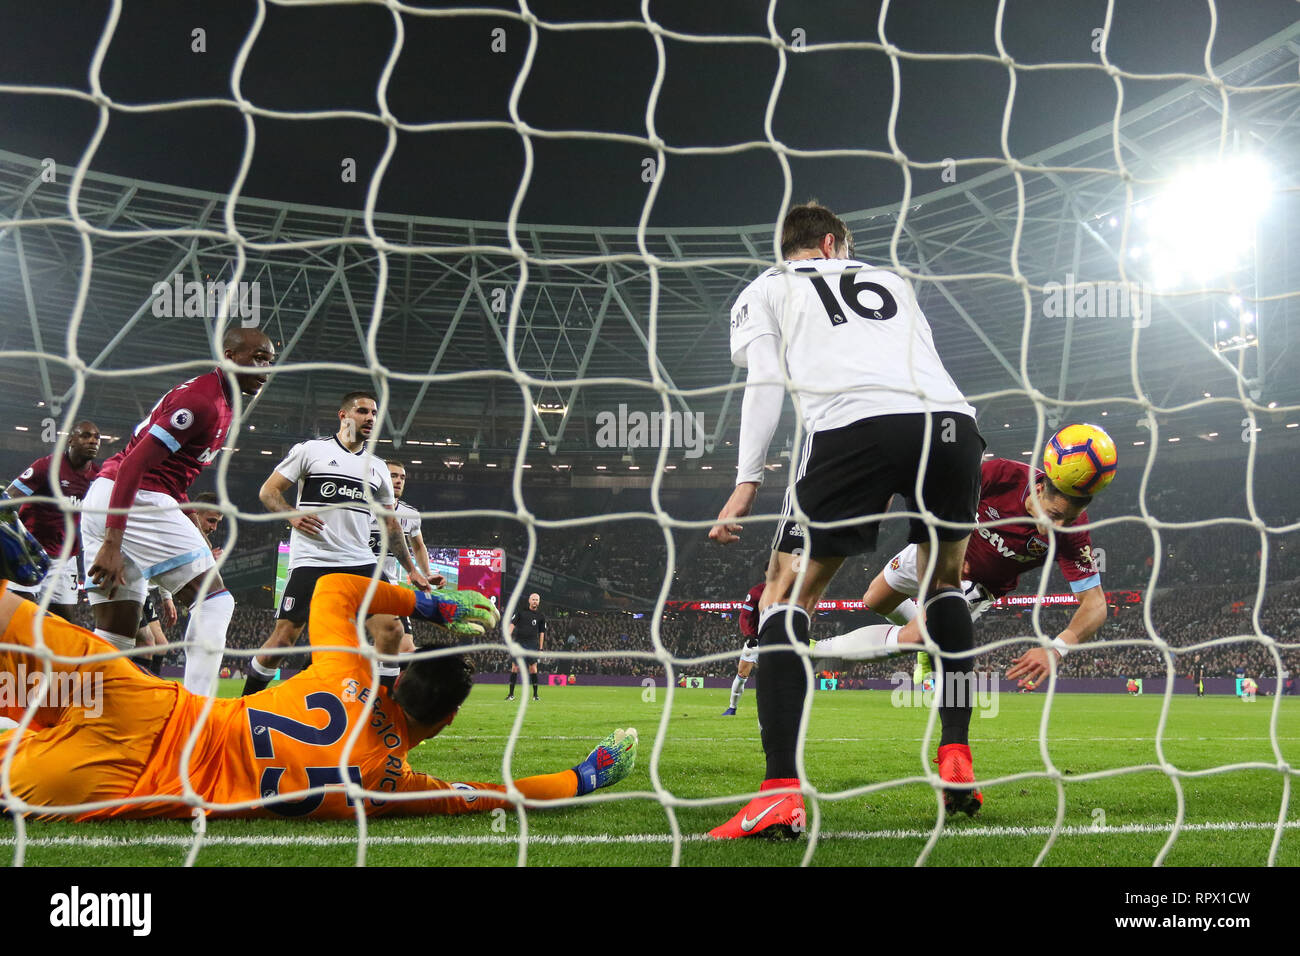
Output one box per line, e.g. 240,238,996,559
369,460,432,653
812,455,1108,689
722,580,765,716
241,393,433,697
708,203,984,837
3,421,102,619
83,329,274,696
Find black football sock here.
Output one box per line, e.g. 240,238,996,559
145,655,162,676
508,673,517,697
924,588,975,748
755,604,812,781
241,658,277,697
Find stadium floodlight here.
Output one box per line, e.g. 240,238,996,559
1143,154,1272,289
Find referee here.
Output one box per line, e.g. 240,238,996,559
1194,655,1205,697
506,593,546,702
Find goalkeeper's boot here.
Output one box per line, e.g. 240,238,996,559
936,743,983,817
913,649,934,687
413,588,500,637
0,505,49,588
721,707,736,716
573,728,638,795
709,779,805,840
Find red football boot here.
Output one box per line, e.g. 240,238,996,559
936,743,983,817
709,778,805,840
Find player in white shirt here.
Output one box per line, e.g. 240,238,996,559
370,459,433,653
708,203,985,839
240,392,434,696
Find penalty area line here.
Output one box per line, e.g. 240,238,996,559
3,819,1296,849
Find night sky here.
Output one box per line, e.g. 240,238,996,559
1,0,1294,227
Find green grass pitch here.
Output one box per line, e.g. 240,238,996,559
3,683,1298,866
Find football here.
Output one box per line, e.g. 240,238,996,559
1043,423,1119,497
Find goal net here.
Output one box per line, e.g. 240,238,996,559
0,0,1297,868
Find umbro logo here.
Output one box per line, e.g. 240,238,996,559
60,480,69,486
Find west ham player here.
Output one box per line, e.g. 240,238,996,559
3,421,102,619
722,580,765,716
812,457,1108,699
505,593,545,702
189,491,226,557
241,393,433,697
0,520,638,819
133,492,224,677
369,460,432,654
83,329,274,697
708,203,984,838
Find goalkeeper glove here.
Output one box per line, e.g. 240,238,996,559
413,588,500,637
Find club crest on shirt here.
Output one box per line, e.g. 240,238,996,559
282,597,295,611
731,302,749,330
1026,536,1048,556
170,408,194,430
890,557,901,570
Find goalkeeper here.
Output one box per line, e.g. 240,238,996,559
0,523,636,820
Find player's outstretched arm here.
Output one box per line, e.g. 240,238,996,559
1007,585,1107,682
380,728,638,816
384,514,430,590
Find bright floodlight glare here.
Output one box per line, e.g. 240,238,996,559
1144,154,1272,288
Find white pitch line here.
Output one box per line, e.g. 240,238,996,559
2,819,1296,849
442,734,1300,743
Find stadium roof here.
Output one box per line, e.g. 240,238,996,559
0,21,1297,473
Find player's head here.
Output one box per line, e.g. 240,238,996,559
528,592,540,610
393,650,474,736
1030,476,1090,528
221,327,276,396
339,391,378,442
67,420,101,463
386,459,406,497
190,490,223,537
781,201,854,260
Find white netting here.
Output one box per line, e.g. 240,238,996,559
0,0,1297,867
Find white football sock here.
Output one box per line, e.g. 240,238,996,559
884,599,918,626
729,675,747,709
182,590,235,697
811,624,901,660
94,628,135,652
250,657,277,679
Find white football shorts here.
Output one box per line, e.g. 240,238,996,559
880,543,994,622
8,553,80,606
80,477,216,605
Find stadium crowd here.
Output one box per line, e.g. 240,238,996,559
27,445,1299,689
